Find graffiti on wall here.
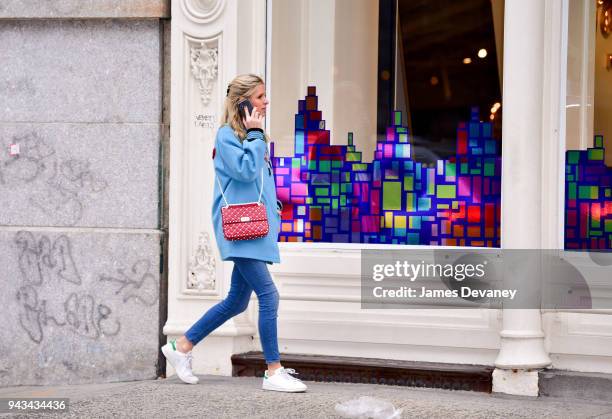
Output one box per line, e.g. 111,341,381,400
13,231,158,344
0,132,108,225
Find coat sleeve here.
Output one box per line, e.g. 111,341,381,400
216,127,267,182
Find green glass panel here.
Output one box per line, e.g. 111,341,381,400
406,193,415,211
404,176,414,191
427,173,435,195
568,182,576,199
588,148,604,161
394,111,402,126
567,151,580,165
383,182,401,210
437,185,456,199
331,183,339,196
445,162,456,177
578,185,598,199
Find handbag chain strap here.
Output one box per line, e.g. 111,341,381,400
216,168,264,208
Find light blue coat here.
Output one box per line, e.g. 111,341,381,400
211,124,281,264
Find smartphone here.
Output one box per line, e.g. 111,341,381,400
238,99,254,119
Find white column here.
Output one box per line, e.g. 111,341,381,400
494,0,552,396
165,0,267,377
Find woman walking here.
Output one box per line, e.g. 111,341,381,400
161,74,307,393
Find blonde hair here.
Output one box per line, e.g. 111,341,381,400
221,73,268,142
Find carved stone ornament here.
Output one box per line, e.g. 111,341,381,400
190,41,218,106
182,0,225,23
187,231,216,291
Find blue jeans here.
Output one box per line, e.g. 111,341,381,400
184,257,280,363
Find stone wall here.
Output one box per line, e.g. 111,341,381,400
0,2,169,385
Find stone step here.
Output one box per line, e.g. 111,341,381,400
231,352,493,393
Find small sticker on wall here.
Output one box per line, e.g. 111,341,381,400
9,143,19,156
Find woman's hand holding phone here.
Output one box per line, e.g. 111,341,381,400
242,105,264,130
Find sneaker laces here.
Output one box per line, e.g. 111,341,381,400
279,368,302,382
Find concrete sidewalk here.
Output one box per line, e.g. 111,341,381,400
1,375,612,418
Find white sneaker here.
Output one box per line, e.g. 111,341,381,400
262,367,307,392
161,339,199,384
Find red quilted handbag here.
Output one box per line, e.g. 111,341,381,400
216,169,269,241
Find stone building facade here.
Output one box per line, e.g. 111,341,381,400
0,1,170,385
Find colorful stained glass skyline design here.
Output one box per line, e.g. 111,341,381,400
565,135,612,250
270,86,501,246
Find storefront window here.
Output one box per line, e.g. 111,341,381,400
564,0,612,250
268,0,503,246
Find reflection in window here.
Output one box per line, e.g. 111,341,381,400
391,0,503,164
